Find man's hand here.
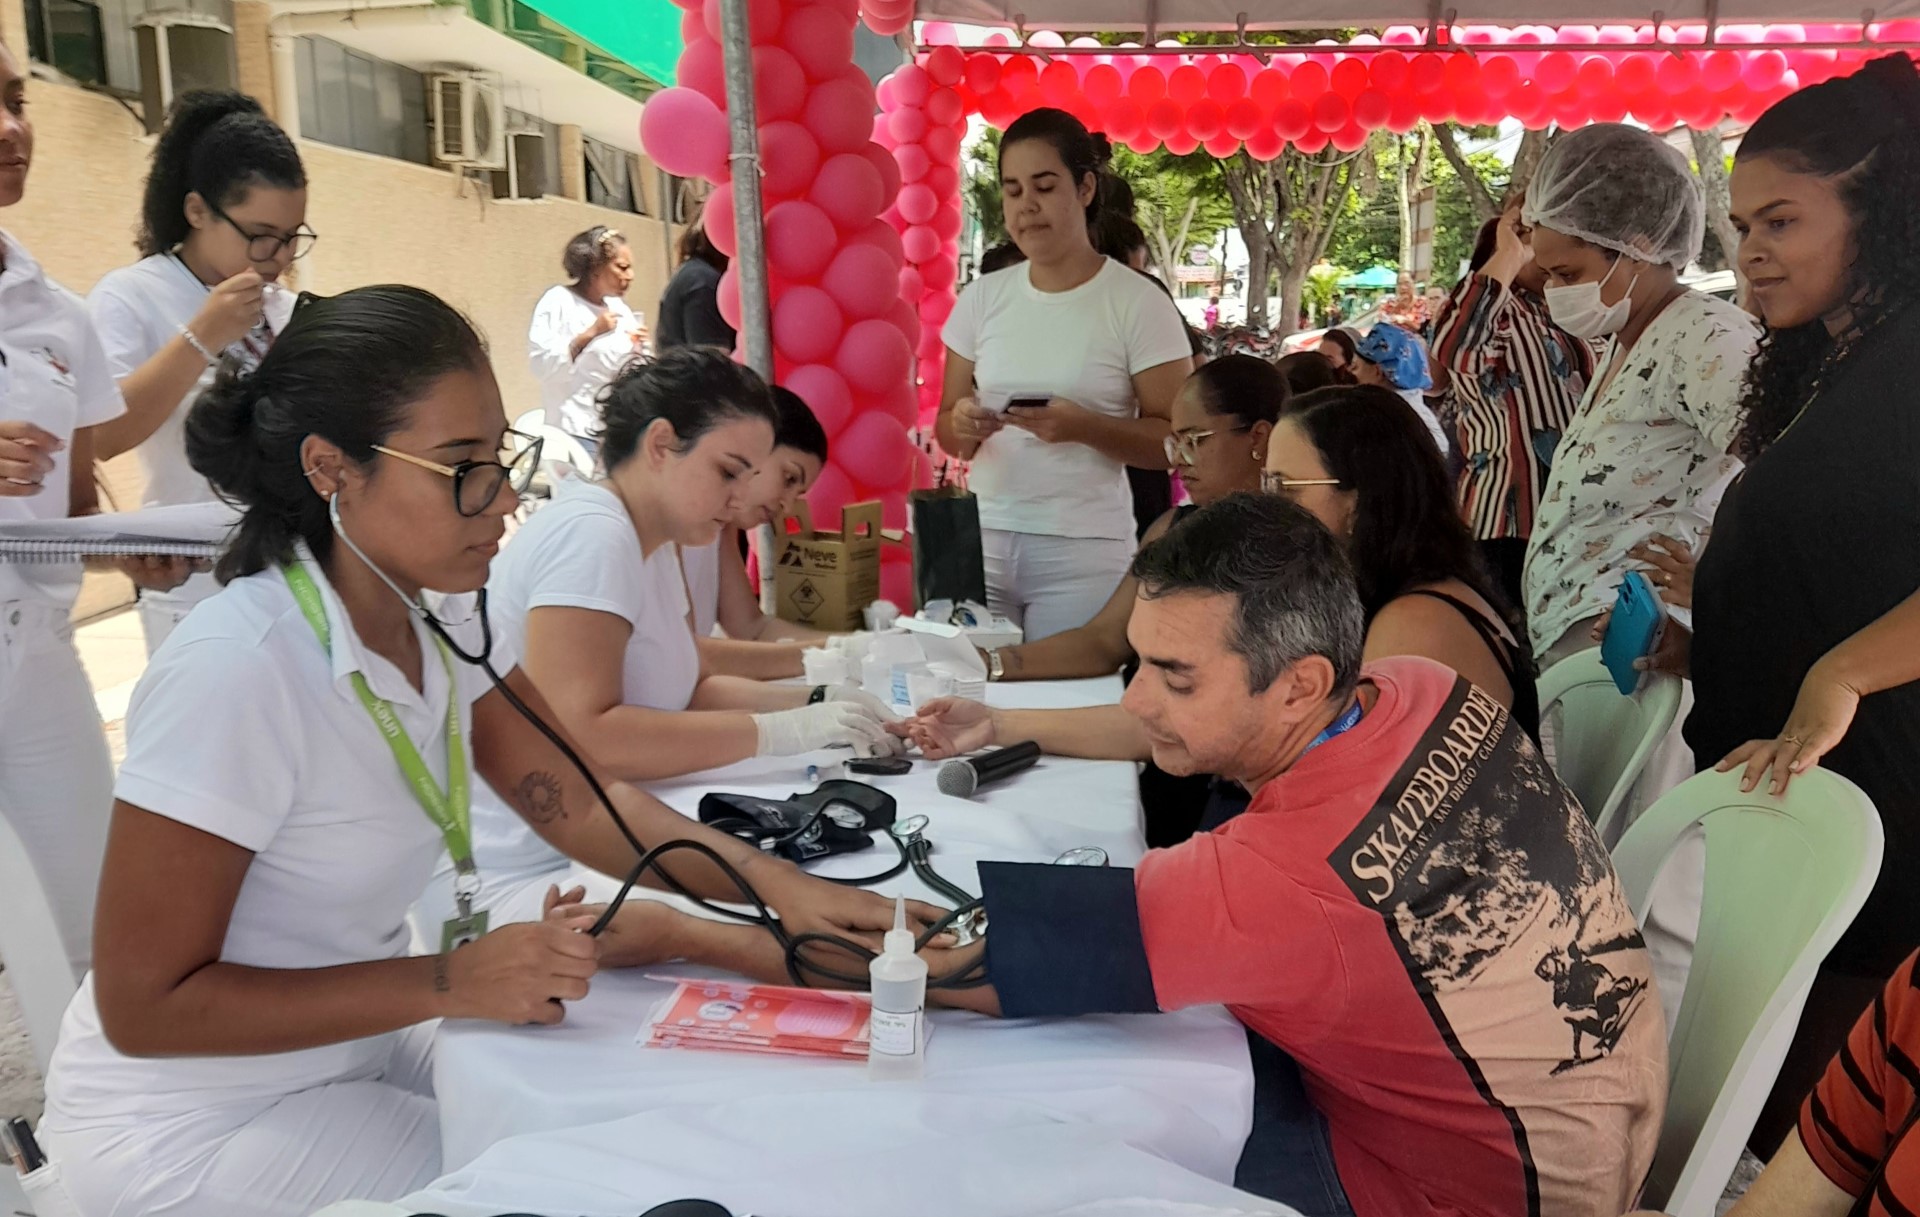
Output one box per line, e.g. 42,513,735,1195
546,884,690,970
895,696,999,760
1004,397,1095,446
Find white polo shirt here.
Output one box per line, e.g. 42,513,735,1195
0,230,126,610
527,285,643,440
41,546,515,1126
679,535,722,638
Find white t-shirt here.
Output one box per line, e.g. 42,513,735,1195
1525,290,1758,653
86,254,296,509
681,535,722,638
944,259,1191,540
1394,386,1451,455
527,285,644,440
40,547,510,1126
0,231,126,610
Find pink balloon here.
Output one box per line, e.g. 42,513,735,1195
836,319,914,397
920,254,957,293
878,557,912,610
806,78,877,154
865,8,911,37
766,200,839,281
639,88,728,180
716,266,742,329
760,121,821,199
704,184,737,256
862,218,905,263
887,298,921,346
925,44,966,86
918,290,955,327
931,203,962,241
810,152,885,229
916,323,944,362
887,105,929,145
861,140,901,202
805,461,858,529
894,142,932,181
902,225,939,265
753,46,808,122
702,0,779,43
835,412,915,486
925,87,964,127
678,37,727,106
891,62,932,107
925,161,959,198
923,125,961,162
784,364,855,437
782,5,854,81
821,240,899,319
898,183,939,226
774,287,844,364
898,265,924,300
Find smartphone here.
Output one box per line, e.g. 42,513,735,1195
1600,570,1665,695
1007,395,1051,412
846,756,912,776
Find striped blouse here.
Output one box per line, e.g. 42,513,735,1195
1800,950,1920,1214
1430,274,1593,542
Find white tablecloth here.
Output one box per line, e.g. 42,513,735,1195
401,678,1269,1217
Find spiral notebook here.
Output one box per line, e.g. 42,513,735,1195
0,502,238,563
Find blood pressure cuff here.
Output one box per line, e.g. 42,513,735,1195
977,862,1160,1018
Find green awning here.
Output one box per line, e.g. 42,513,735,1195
511,0,685,90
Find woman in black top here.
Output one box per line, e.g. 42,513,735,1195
1681,54,1920,1155
655,214,735,351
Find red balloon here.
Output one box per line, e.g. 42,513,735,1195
1290,60,1329,100
766,201,838,281
774,286,844,364
785,364,855,437
1701,49,1741,92
1409,52,1446,93
902,224,939,264
864,6,911,37
805,78,875,153
861,140,901,202
1273,98,1312,140
1208,62,1248,103
1203,132,1241,158
978,88,1018,129
1187,98,1225,140
1616,51,1657,95
964,52,1001,95
704,184,738,256
999,56,1039,96
926,87,964,127
1575,55,1613,96
834,412,915,485
1295,130,1329,154
1331,58,1370,99
782,5,853,80
1587,94,1629,124
1443,53,1480,94
1128,66,1168,105
639,88,728,180
1744,48,1789,91
1104,97,1146,142
925,162,959,198
1352,88,1391,129
760,121,821,198
1164,131,1201,156
1040,60,1079,106
1225,96,1264,139
1535,50,1576,93
1655,53,1699,93
925,44,966,87
1247,127,1285,161
920,255,958,293
1146,97,1183,139
1480,53,1520,97
821,240,899,319
753,46,807,122
897,182,938,226
1084,63,1125,109
1168,64,1207,106
1312,91,1350,133
931,203,963,241
1370,50,1410,92
1387,94,1421,133
1331,123,1369,152
810,153,885,230
678,37,726,106
924,125,961,162
1250,67,1288,108
1507,80,1547,127
837,316,910,393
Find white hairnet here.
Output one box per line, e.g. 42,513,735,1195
1522,124,1705,271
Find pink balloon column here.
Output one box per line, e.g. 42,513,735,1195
875,53,967,432
639,0,929,608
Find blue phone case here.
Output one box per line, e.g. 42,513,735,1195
1600,571,1664,695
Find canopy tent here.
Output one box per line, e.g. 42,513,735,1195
1340,266,1401,290
907,1,1920,31
514,0,684,89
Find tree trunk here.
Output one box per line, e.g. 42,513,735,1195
1432,122,1498,223
1279,261,1311,339
1690,125,1740,277
1506,128,1555,207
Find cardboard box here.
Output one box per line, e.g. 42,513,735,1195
773,501,882,632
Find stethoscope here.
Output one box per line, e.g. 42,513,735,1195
888,814,1109,947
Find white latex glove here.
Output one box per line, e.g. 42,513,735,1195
752,701,902,758
823,684,900,723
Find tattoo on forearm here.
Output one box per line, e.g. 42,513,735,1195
515,770,566,824
433,954,451,993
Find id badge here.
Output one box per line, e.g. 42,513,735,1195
440,909,491,952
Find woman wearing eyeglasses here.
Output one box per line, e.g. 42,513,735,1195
38,286,926,1217
86,88,312,653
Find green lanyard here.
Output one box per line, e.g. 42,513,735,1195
282,564,480,920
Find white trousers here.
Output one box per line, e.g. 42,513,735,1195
0,600,113,977
46,1023,441,1217
1541,619,1704,1035
982,529,1135,643
136,570,220,656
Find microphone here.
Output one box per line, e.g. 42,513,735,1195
937,740,1042,798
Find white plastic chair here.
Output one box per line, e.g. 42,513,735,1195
0,811,79,1075
1537,646,1683,843
1612,767,1883,1217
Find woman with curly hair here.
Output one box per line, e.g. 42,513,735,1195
1677,54,1920,1156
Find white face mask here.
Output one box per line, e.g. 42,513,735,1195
1545,255,1639,339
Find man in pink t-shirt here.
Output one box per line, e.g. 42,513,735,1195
931,494,1667,1217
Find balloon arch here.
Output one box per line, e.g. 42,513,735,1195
641,2,1906,606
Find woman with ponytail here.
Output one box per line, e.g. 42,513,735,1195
939,107,1193,641
1660,53,1920,1155
86,88,311,652
37,286,933,1216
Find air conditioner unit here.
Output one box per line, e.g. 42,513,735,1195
134,12,235,133
490,130,547,201
431,71,506,170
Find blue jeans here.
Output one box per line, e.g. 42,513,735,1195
1235,1032,1356,1217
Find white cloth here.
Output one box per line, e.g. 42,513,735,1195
1393,386,1450,456
983,527,1135,642
944,260,1189,541
527,285,643,440
47,1022,441,1217
42,549,506,1161
0,600,113,977
0,230,126,609
1524,290,1757,655
679,535,722,637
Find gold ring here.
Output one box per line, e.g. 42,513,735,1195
1781,734,1805,747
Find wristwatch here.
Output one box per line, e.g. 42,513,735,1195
985,648,1006,682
